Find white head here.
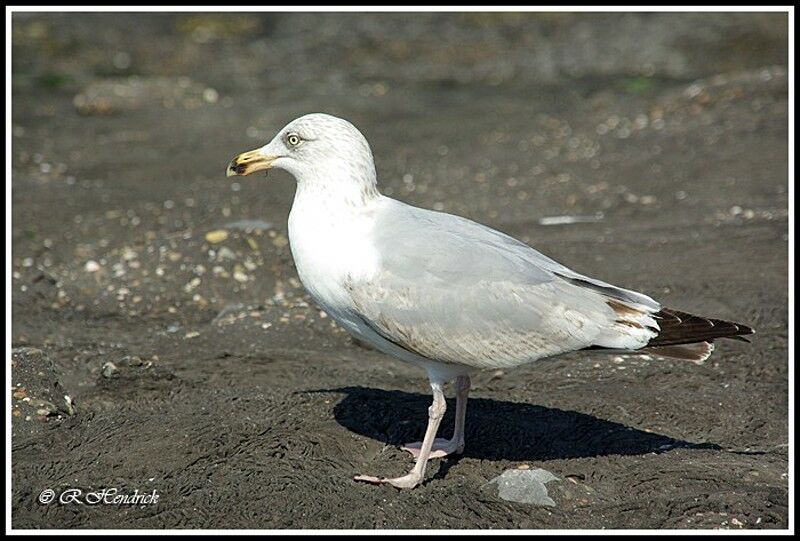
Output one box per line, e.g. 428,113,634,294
226,113,379,203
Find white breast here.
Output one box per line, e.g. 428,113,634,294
287,190,381,324
286,190,470,381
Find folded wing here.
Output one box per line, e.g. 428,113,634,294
346,201,661,369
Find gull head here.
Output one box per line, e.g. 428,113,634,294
226,113,378,198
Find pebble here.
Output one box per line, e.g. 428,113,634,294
489,468,560,506
112,51,131,69
216,247,237,261
203,88,219,103
121,247,138,261
101,362,118,378
271,234,289,248
205,230,229,244
183,277,201,292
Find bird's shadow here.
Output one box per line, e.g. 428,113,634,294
306,386,720,462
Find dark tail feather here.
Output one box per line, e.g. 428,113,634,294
582,307,754,362
648,308,755,348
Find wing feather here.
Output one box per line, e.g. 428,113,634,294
346,200,659,368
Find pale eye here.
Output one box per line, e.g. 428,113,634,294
287,134,301,146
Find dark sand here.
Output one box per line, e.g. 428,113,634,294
11,12,788,529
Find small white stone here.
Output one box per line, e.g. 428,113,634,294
203,88,219,103
183,277,201,292
489,468,560,506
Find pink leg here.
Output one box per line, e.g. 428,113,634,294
402,375,470,459
354,381,447,489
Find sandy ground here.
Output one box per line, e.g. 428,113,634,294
11,12,789,529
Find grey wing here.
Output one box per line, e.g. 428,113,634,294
347,201,660,369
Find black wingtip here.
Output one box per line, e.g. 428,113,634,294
648,308,755,347
739,324,756,335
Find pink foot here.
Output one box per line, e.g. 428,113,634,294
353,473,423,489
401,437,463,459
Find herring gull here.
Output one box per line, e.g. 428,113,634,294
226,113,754,489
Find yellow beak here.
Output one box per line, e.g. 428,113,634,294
226,149,279,177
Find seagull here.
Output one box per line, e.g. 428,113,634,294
226,113,754,489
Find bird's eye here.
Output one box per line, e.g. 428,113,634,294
287,134,301,146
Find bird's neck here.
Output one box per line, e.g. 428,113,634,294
287,177,384,289
294,174,381,210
